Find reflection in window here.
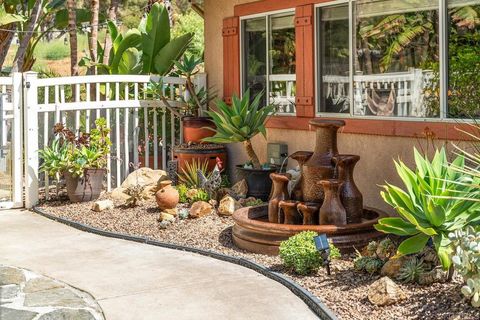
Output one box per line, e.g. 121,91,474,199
243,17,267,106
447,0,480,118
354,0,439,117
317,4,350,114
242,13,296,114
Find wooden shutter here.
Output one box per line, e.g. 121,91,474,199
295,4,315,117
223,16,240,104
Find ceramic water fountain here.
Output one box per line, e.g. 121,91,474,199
232,119,387,255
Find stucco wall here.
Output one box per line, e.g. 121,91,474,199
203,0,463,213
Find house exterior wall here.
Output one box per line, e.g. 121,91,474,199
203,0,465,214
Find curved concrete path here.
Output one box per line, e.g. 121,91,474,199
0,210,318,320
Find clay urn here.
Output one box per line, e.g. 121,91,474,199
155,180,179,210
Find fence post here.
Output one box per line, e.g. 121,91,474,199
24,72,39,208
12,73,23,207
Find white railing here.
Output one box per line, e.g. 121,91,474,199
23,72,207,207
322,68,433,117
269,74,296,114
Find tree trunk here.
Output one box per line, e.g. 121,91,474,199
88,0,100,75
244,139,261,169
11,0,42,73
103,0,119,65
0,25,14,72
67,0,78,76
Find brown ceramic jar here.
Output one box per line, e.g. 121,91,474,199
319,179,347,225
334,155,363,224
268,173,291,223
155,180,179,210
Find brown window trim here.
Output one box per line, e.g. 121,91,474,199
235,0,330,16
265,116,476,141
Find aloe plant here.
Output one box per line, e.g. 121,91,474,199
203,91,276,169
80,3,193,75
375,147,480,270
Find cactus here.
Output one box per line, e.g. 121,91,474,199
376,238,396,260
450,227,480,307
354,254,384,274
365,241,378,257
397,257,425,283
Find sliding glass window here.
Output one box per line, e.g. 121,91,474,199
242,12,296,114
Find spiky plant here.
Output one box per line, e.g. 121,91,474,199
397,257,426,283
178,159,211,188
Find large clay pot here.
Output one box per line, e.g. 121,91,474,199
155,180,179,210
236,166,278,201
297,202,321,225
268,173,291,223
319,179,347,225
334,155,363,224
65,168,105,203
182,116,215,144
301,119,345,202
174,144,227,173
279,200,302,225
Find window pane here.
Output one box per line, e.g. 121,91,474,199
243,17,267,105
354,0,440,117
447,0,480,118
269,13,296,113
317,4,350,114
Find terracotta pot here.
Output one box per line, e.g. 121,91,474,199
138,155,162,170
301,119,345,202
64,168,105,203
279,200,302,225
334,154,363,224
174,145,227,173
236,166,278,201
297,202,321,225
182,116,215,144
155,180,179,210
268,173,291,223
319,179,347,225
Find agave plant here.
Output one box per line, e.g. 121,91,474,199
375,147,480,270
203,91,276,169
178,159,211,188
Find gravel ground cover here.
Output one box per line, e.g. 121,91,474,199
38,196,480,320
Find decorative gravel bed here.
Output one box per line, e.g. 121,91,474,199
37,196,480,320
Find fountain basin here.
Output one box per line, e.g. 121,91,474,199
232,204,388,255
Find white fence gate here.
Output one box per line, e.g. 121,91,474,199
0,72,206,208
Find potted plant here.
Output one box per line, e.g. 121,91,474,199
174,55,217,143
203,90,277,200
39,118,111,202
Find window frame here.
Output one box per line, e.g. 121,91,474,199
240,9,297,116
314,0,453,122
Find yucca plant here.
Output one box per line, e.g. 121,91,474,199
375,147,480,270
203,90,276,169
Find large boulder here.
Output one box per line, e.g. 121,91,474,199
189,201,214,218
367,277,407,306
111,168,168,201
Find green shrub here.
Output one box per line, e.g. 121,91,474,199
189,189,210,203
177,184,189,203
375,147,480,270
279,231,339,275
450,227,480,307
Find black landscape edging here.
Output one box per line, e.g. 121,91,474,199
33,207,338,320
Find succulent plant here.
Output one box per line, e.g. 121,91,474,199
450,227,480,307
397,257,426,283
354,255,384,274
376,238,396,260
365,241,378,257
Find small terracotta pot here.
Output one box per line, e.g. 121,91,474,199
155,180,179,210
182,116,216,144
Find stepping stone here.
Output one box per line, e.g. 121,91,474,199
24,288,88,308
0,267,25,285
0,307,38,320
38,309,96,320
0,284,20,301
24,277,62,293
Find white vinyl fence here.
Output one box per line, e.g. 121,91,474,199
0,72,206,208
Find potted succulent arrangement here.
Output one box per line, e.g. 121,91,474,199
39,118,111,202
203,90,277,200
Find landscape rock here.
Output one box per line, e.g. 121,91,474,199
231,179,248,198
208,199,218,207
0,267,25,285
380,256,407,278
110,187,130,201
367,276,407,306
24,278,62,293
0,284,20,300
159,212,176,223
91,200,114,212
189,201,214,218
218,196,241,216
38,309,95,320
163,208,178,217
0,307,38,320
186,189,199,199
24,288,87,308
112,168,168,200
418,268,448,285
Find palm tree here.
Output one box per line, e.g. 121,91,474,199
88,0,100,75
67,0,78,76
103,0,119,65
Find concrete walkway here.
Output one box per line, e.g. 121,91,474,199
0,210,319,320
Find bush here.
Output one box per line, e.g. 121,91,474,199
176,184,210,204
177,184,189,203
279,231,339,275
450,227,480,307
